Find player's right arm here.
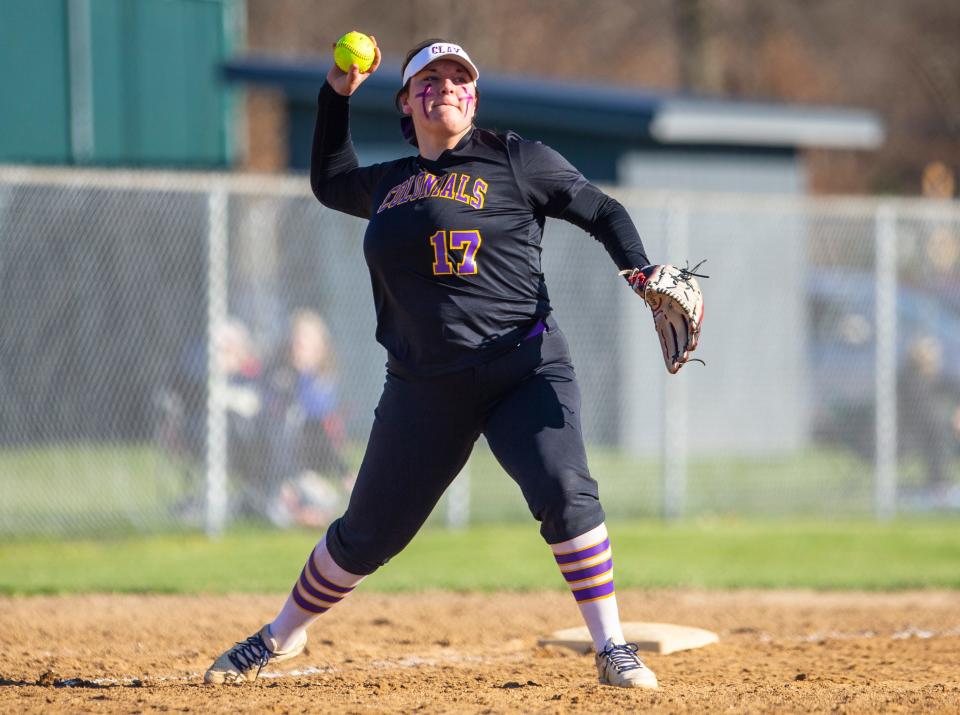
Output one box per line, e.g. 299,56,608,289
325,36,380,97
310,39,388,219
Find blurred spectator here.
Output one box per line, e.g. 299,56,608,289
156,318,271,522
262,309,353,528
921,161,956,200
215,319,271,518
288,310,350,477
156,312,354,527
898,335,960,504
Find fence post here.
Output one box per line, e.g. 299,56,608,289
67,0,95,162
205,188,229,538
874,204,898,520
446,466,471,530
662,200,689,520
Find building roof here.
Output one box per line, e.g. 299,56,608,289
223,55,884,150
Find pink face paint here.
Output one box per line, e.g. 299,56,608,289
458,89,474,112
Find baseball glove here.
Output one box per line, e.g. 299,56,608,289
620,261,708,374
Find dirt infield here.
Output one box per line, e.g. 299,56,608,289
2,590,959,713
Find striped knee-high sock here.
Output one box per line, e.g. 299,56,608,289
268,537,364,651
551,522,626,651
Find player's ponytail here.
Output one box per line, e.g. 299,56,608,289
399,116,417,146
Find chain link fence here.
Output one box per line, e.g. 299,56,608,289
2,166,959,537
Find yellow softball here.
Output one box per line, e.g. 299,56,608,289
334,31,375,73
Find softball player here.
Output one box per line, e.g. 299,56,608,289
206,37,658,689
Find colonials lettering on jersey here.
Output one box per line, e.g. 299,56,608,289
377,171,488,214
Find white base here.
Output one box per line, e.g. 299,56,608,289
539,621,719,655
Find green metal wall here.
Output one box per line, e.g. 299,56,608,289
0,0,240,166
0,2,72,162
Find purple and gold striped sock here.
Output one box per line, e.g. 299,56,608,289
550,523,625,650
269,538,364,651
289,545,358,615
554,535,614,603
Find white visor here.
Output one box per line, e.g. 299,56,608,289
401,43,479,86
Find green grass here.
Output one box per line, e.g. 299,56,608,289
2,519,958,595
2,443,957,594
0,443,193,534
0,441,884,538
468,444,878,520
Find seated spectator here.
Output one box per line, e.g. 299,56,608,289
158,318,269,523
898,335,960,505
263,310,354,528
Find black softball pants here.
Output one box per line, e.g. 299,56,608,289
326,323,605,575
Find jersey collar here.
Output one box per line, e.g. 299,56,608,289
416,127,476,169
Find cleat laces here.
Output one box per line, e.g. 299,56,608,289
227,633,272,676
602,642,644,673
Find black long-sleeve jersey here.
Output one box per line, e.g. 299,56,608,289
311,82,649,377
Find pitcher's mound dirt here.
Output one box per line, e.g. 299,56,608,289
2,590,959,713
